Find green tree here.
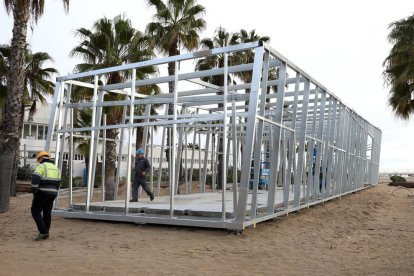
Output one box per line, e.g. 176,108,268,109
0,0,69,213
238,29,270,85
0,44,57,122
383,14,414,119
196,27,240,189
0,43,57,197
146,0,206,164
70,15,159,200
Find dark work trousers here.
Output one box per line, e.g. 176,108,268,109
31,191,57,234
132,175,152,201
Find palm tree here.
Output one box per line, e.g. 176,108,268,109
0,44,57,122
196,27,240,86
146,0,206,163
0,0,69,213
24,50,57,121
383,14,414,120
238,29,270,85
0,44,57,196
196,27,240,189
70,15,159,200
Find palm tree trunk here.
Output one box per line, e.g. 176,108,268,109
104,128,117,200
10,103,26,197
10,148,19,196
0,4,30,213
135,121,144,149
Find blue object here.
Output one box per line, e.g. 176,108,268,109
249,154,270,190
136,148,144,154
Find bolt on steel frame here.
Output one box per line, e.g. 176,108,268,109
47,41,382,231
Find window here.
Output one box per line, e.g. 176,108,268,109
31,125,37,139
23,124,30,138
37,125,44,140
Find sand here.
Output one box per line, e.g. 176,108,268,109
1,182,413,275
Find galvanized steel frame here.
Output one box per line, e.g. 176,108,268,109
48,41,382,231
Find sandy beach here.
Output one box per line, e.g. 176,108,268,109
1,181,413,275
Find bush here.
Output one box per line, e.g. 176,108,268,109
390,175,406,183
17,164,33,181
60,176,86,189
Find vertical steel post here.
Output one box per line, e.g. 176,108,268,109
293,79,310,207
231,99,238,213
150,125,154,193
157,105,168,197
284,73,301,209
170,61,179,218
235,45,265,225
184,127,188,194
188,131,196,194
266,60,287,214
114,97,127,199
54,82,65,167
321,97,333,198
90,91,104,200
210,132,215,192
45,82,62,153
69,107,74,207
101,114,107,201
175,107,186,195
325,99,337,197
86,75,99,212
306,88,319,202
125,68,136,214
250,50,270,220
202,127,211,193
313,91,326,199
221,53,229,220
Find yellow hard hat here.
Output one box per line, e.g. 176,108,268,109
36,151,49,161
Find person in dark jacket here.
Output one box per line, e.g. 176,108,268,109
130,148,154,202
31,151,61,241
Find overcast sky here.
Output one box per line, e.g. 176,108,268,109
1,0,413,172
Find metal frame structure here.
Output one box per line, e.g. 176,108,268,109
47,42,382,231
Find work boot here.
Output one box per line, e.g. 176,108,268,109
34,233,49,241
150,193,154,201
